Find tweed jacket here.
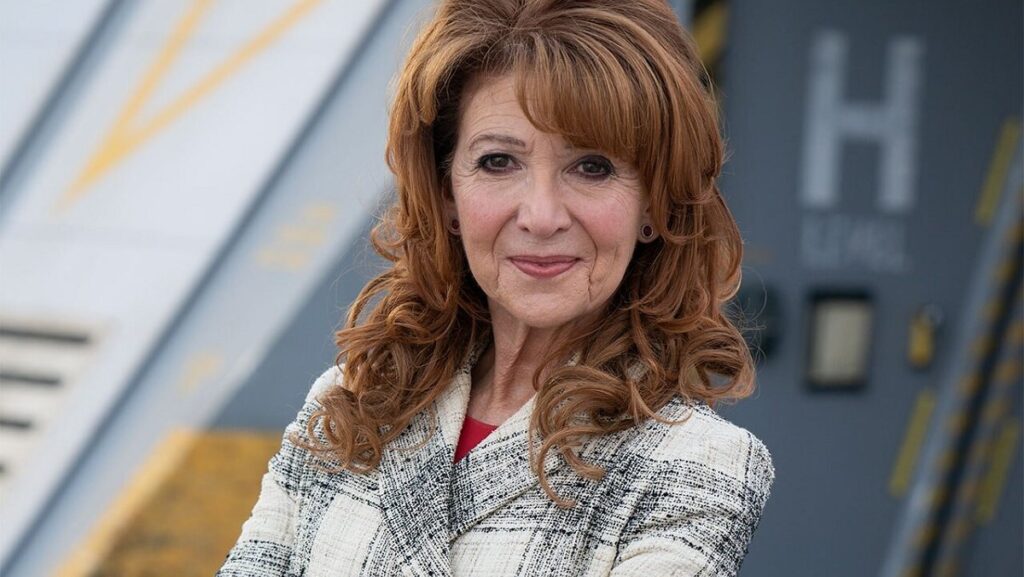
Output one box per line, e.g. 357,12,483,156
217,351,775,577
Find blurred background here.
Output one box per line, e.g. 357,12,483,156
0,0,1020,575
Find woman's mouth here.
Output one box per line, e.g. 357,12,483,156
508,256,579,279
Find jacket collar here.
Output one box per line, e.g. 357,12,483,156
375,342,488,576
374,343,650,576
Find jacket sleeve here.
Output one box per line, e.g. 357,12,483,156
215,366,344,577
610,431,775,577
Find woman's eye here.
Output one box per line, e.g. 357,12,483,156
575,156,614,179
478,154,516,172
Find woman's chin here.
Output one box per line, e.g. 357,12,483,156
498,298,592,330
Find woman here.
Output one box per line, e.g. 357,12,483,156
218,0,774,575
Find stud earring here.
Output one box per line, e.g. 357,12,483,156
448,218,461,234
640,223,656,242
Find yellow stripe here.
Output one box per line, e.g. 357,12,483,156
982,299,1004,322
971,335,992,361
1006,210,1024,244
54,429,199,577
914,522,938,548
993,260,1017,284
58,0,323,209
993,358,1022,384
958,478,979,504
976,117,1021,225
132,0,323,153
175,351,224,395
946,412,968,435
975,417,1021,523
303,201,337,222
936,449,958,474
276,224,327,246
981,399,1008,423
946,517,972,546
1008,321,1024,346
256,248,310,270
54,430,281,576
890,390,937,496
958,374,981,395
692,2,728,68
935,559,959,577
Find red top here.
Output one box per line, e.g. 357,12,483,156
454,415,498,462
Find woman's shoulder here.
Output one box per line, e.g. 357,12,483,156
283,365,346,441
302,364,347,406
623,396,775,486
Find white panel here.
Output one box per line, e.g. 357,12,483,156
0,0,109,168
0,0,387,566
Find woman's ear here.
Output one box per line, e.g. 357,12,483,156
637,203,657,243
442,189,461,236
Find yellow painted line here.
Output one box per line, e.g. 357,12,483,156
693,2,728,68
303,201,337,222
993,260,1017,284
982,398,1009,423
253,201,337,269
256,248,309,270
176,351,223,395
935,559,958,577
890,390,937,496
936,449,958,474
947,517,971,546
1006,209,1024,244
982,299,1004,322
277,224,327,246
958,374,981,395
970,439,993,464
958,478,979,504
54,429,199,577
913,523,938,548
993,358,1022,384
946,412,968,435
975,117,1021,225
971,335,993,361
1008,321,1024,346
54,430,282,577
975,417,1021,524
58,0,323,209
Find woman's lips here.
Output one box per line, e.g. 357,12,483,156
508,256,579,279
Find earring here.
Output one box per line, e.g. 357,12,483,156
640,223,656,242
448,218,461,235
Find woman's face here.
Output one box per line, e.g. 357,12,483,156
447,74,649,330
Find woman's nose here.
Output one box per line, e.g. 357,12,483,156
516,175,571,238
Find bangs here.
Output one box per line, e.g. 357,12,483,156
500,29,665,167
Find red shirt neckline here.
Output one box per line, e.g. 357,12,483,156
454,415,498,462
464,415,496,427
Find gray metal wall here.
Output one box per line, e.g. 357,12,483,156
715,0,1022,575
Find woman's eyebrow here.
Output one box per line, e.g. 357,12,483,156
467,133,527,150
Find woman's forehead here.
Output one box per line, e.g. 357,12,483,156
456,72,637,158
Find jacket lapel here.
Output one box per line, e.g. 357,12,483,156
374,343,648,571
375,346,480,576
447,393,567,540
447,381,686,541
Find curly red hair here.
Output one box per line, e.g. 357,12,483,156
299,0,755,505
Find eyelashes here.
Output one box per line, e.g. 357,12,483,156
476,153,517,172
575,156,616,179
474,153,617,180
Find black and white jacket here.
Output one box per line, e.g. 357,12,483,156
218,350,775,576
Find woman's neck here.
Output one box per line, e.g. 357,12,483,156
467,305,557,425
